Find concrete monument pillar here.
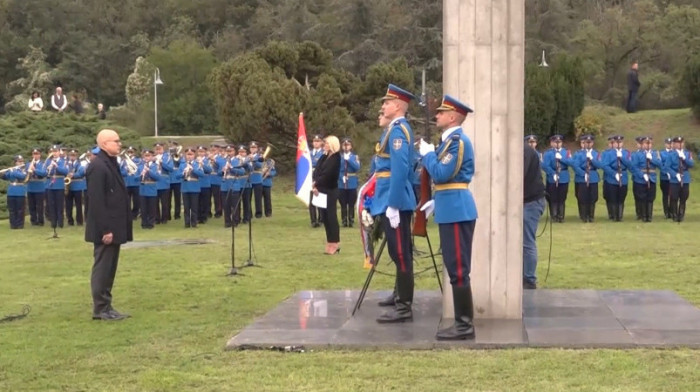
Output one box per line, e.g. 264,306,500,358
442,0,524,319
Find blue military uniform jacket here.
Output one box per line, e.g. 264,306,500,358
338,153,361,189
542,148,571,184
570,149,600,184
170,155,182,185
25,160,46,194
176,161,206,193
659,149,673,181
262,160,276,187
209,156,222,186
593,149,632,185
197,159,213,188
421,127,478,223
663,149,695,184
629,150,663,184
249,154,264,185
369,117,416,216
155,153,173,191
45,157,69,190
138,162,167,197
68,161,87,192
1,167,27,196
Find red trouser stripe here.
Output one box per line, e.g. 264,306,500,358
454,223,463,286
395,227,405,272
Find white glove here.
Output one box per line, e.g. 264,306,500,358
418,140,435,157
667,173,671,180
645,151,652,160
555,152,562,160
643,174,649,182
420,199,435,219
342,175,347,184
676,173,682,182
616,150,622,158
344,152,350,160
678,150,686,160
386,206,400,229
586,151,593,160
361,209,374,227
584,173,589,183
553,174,559,182
615,173,621,182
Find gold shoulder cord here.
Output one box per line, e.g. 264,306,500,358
436,138,464,181
376,123,412,158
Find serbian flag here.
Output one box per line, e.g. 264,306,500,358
295,112,313,206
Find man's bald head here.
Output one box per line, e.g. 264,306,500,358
97,129,121,156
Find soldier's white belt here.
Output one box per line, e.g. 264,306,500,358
346,173,357,177
376,171,391,178
141,181,156,184
435,182,469,191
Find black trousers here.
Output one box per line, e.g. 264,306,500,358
669,183,690,221
252,183,263,218
46,189,64,228
576,182,598,221
223,189,241,226
546,182,568,222
633,182,657,222
199,187,211,223
309,190,320,224
211,184,222,217
439,220,476,287
183,192,199,227
140,196,157,228
339,188,358,225
320,188,339,243
127,186,140,219
660,179,671,217
65,190,84,225
27,192,44,225
242,188,252,222
91,243,121,315
604,182,628,221
156,189,170,224
382,211,414,275
262,186,272,217
7,195,25,229
170,183,181,219
626,90,638,113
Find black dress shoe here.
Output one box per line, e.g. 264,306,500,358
92,311,128,321
523,281,537,290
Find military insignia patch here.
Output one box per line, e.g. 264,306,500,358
441,153,453,164
392,139,403,150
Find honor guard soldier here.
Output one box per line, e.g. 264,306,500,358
570,135,600,222
26,148,47,226
237,145,253,223
45,144,69,228
261,154,277,217
248,141,265,219
169,141,182,220
664,136,694,222
338,138,361,227
371,84,416,324
1,155,28,229
525,135,542,160
411,135,423,204
597,135,616,219
138,149,167,229
122,146,141,220
209,144,223,218
65,149,86,226
309,135,324,227
630,136,662,222
220,145,241,227
153,143,173,224
177,147,206,228
659,137,673,218
418,95,477,340
195,146,213,224
594,135,631,221
542,135,571,222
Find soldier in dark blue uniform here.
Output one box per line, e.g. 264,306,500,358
569,135,600,222
663,136,694,222
659,138,673,218
630,136,662,222
138,149,166,229
153,143,173,224
26,148,47,226
209,144,223,218
169,141,182,220
593,135,631,221
196,146,213,224
177,148,206,228
261,155,277,217
122,146,141,220
65,149,87,226
542,135,571,222
309,135,324,227
238,145,253,223
45,145,69,229
338,138,361,227
371,84,416,324
248,141,265,219
1,155,28,229
419,95,477,340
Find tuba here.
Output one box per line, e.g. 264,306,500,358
262,159,275,179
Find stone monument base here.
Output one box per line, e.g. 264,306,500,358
226,290,700,350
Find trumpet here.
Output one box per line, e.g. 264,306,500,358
120,151,139,175
183,161,194,181
141,161,153,182
262,144,273,160
171,145,183,160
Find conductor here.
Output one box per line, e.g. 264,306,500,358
85,129,133,321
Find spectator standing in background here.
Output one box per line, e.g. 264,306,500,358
28,91,43,112
51,86,68,112
96,103,106,120
626,62,641,113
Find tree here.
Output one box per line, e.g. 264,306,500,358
4,46,57,112
524,64,556,141
681,55,700,120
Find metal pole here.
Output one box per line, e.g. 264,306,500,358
154,70,158,138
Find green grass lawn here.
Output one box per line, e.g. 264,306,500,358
1,178,700,391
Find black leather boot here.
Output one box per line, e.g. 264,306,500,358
588,204,595,222
377,272,413,323
635,200,642,220
436,285,475,340
645,202,653,222
560,203,566,222
607,201,614,220
578,203,585,222
377,290,397,307
678,203,686,222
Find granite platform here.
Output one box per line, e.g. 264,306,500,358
226,290,700,350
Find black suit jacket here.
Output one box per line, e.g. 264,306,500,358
313,153,340,193
84,150,133,244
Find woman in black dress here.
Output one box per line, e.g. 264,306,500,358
312,135,341,254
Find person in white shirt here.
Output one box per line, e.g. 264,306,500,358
51,87,68,112
28,91,43,112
